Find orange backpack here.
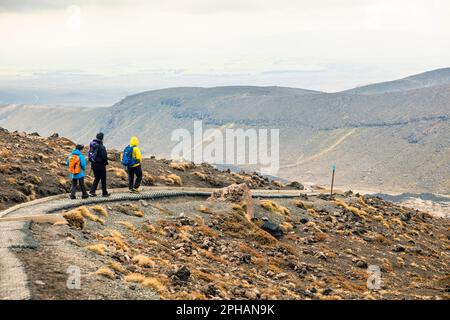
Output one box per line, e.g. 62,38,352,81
69,155,81,175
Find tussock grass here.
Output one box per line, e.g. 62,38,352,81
334,199,366,219
53,220,68,226
272,180,284,188
192,269,217,283
143,171,156,185
58,178,68,187
104,229,128,251
293,200,314,210
0,147,11,157
78,206,105,224
260,200,291,216
63,210,85,229
95,267,115,279
372,214,390,229
124,273,146,283
108,261,128,274
91,205,108,217
132,255,156,267
0,164,11,174
86,243,107,255
113,168,127,180
373,234,392,245
192,171,207,180
167,174,182,186
141,277,167,293
117,221,135,231
230,172,251,182
170,161,192,171
196,224,219,238
280,222,294,233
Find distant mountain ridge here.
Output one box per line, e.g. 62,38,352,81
1,68,450,194
344,67,450,94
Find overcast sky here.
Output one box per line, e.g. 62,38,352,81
0,0,449,104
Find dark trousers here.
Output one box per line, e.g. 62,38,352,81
71,177,87,196
128,165,143,190
90,163,108,195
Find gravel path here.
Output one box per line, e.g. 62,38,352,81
0,187,310,300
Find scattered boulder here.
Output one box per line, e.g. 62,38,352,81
261,221,283,239
287,181,305,190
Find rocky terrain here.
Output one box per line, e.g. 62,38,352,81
1,129,448,300
0,127,296,211
16,190,449,300
1,68,450,194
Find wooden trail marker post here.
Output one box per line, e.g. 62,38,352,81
330,164,336,196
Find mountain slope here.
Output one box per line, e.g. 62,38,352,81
1,69,450,194
344,68,450,95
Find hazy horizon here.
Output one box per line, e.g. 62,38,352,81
1,0,449,106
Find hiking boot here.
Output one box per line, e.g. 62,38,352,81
89,192,97,197
102,193,111,197
69,195,76,200
81,194,89,199
130,188,140,193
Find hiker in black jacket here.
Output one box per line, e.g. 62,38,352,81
88,132,111,197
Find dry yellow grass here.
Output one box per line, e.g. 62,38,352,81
25,174,42,185
167,173,182,185
132,255,156,267
91,205,108,217
133,209,144,217
230,172,252,182
192,171,207,180
124,273,146,283
260,200,291,216
108,261,128,274
192,269,217,283
357,196,377,212
53,220,68,226
141,277,167,294
0,164,11,174
6,177,17,185
280,221,294,233
58,177,67,187
86,243,107,255
196,224,219,238
334,199,366,219
373,234,392,245
0,147,10,157
170,161,191,171
104,229,128,251
63,210,85,229
113,168,128,180
143,171,156,185
95,267,115,279
272,180,284,188
293,200,314,210
78,206,105,224
117,221,135,231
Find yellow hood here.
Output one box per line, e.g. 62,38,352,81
130,136,139,147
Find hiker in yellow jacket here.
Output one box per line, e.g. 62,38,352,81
121,136,143,192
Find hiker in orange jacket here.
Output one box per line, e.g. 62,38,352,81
66,144,89,199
